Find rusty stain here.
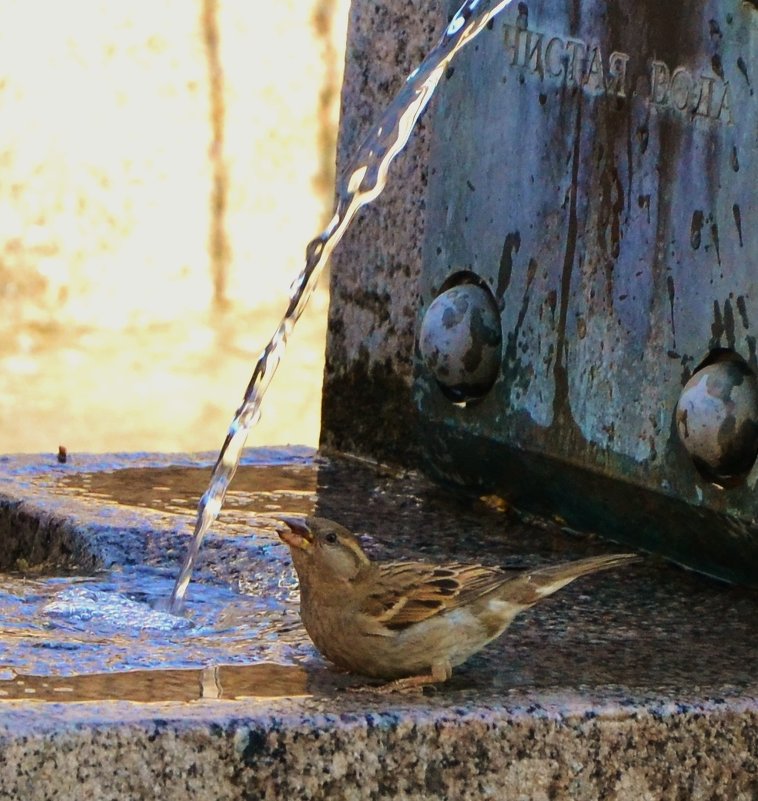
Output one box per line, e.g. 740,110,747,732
667,275,676,348
552,95,583,430
648,433,658,462
547,289,557,322
504,258,538,381
497,231,521,298
690,210,704,249
598,165,624,261
711,221,722,266
736,56,751,91
733,203,743,247
736,296,750,330
724,298,736,350
678,406,689,438
748,336,758,373
636,124,649,154
711,301,725,347
711,53,724,80
623,91,634,217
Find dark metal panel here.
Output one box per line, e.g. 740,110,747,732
416,0,758,581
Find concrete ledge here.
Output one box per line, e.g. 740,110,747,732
0,449,756,799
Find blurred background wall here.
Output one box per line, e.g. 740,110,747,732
0,0,350,453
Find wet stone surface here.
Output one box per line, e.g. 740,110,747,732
0,447,756,799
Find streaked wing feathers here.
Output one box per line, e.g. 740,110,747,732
361,561,510,631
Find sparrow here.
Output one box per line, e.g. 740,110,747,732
277,516,638,691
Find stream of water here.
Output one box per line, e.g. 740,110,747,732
168,0,517,611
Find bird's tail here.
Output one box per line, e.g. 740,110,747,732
506,553,639,607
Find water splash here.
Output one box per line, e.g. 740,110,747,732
44,587,191,632
0,564,308,678
169,0,516,610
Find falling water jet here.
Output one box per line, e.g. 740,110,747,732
168,0,516,612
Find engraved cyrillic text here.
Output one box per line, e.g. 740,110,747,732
503,23,733,124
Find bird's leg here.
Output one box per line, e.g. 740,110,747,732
376,673,443,694
352,661,452,694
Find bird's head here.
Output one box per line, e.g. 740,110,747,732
277,516,371,583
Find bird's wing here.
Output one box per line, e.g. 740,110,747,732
359,561,511,631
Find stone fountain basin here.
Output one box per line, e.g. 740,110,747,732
0,448,756,800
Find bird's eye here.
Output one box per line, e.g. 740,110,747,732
324,531,338,545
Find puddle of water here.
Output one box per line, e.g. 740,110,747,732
0,452,335,701
0,564,312,688
53,454,319,537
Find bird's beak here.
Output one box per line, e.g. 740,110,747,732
276,516,313,551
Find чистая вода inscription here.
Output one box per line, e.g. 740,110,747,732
503,22,734,124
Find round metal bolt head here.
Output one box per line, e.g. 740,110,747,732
419,282,502,401
675,355,758,481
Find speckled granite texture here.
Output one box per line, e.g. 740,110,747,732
0,449,756,799
322,0,444,463
3,695,757,801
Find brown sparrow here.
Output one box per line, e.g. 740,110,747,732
278,516,638,690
